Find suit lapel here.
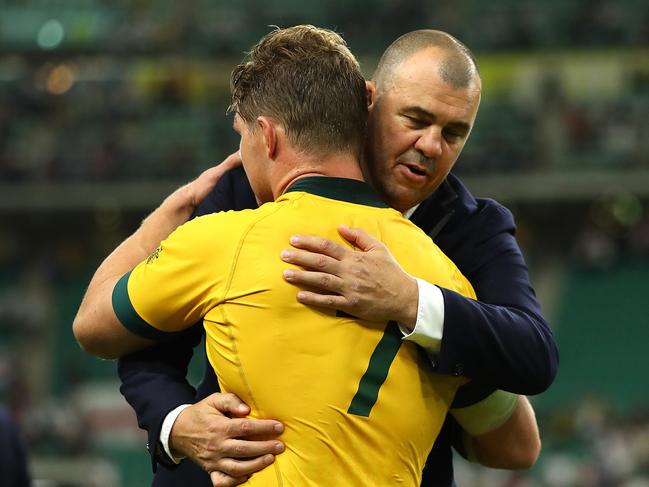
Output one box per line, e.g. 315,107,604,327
410,179,459,240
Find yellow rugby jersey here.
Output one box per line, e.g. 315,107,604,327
113,176,476,486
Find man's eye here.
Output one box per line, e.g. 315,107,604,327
443,129,463,141
405,116,425,127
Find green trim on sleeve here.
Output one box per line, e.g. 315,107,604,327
112,271,184,341
450,390,519,436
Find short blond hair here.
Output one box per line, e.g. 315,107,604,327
229,25,367,158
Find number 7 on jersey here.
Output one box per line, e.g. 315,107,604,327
347,321,402,417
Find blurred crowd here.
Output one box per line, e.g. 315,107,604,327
0,57,647,183
536,397,649,487
454,397,649,487
1,0,648,485
1,0,648,53
0,0,647,182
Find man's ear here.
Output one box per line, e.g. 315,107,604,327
256,116,277,159
366,81,377,111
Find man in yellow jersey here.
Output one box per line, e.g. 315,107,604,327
73,26,518,485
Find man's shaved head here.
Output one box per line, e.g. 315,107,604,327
364,29,482,213
372,29,480,93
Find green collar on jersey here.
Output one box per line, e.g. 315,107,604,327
285,176,389,208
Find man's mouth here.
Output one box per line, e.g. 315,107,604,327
395,163,429,186
403,164,427,177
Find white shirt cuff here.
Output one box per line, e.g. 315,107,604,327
398,278,445,352
160,404,192,464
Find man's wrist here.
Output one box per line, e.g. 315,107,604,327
160,404,192,464
166,183,198,216
398,279,444,352
394,275,420,330
151,190,194,229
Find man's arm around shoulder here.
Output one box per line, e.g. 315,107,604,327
451,392,541,470
73,156,242,358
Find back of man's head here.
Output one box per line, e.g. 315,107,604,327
229,25,367,159
373,29,480,94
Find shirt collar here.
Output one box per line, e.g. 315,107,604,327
285,176,389,208
402,204,420,220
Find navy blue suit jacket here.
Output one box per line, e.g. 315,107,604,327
118,167,558,486
0,407,31,487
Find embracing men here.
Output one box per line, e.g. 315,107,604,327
74,24,557,487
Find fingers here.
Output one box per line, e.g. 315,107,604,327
212,454,276,481
210,471,250,487
338,225,381,252
280,248,340,273
285,228,381,262
219,151,243,171
283,268,344,294
183,151,243,210
294,290,349,311
222,438,284,459
206,392,250,417
226,417,284,439
199,152,242,185
287,234,349,260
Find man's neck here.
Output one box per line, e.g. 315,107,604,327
272,151,365,199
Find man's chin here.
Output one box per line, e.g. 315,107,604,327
385,190,417,214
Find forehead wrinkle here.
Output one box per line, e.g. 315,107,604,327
404,107,471,133
392,68,479,103
400,94,475,127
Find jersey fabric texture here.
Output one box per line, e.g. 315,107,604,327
113,176,476,486
117,167,557,487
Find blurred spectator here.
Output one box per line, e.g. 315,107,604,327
0,406,31,487
0,1,646,183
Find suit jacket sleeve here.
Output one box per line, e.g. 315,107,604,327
433,193,559,396
412,175,559,398
117,166,257,471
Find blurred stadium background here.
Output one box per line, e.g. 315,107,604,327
1,0,648,486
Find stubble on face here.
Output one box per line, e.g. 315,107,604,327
365,48,481,213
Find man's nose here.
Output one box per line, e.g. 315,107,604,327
414,127,443,159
